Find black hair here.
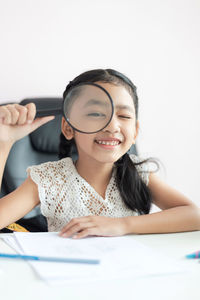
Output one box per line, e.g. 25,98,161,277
59,69,156,215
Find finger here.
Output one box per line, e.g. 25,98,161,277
59,217,92,235
1,106,12,124
27,116,55,132
5,105,20,125
72,227,97,239
25,103,36,124
15,105,28,125
60,222,93,238
60,222,93,237
0,106,8,119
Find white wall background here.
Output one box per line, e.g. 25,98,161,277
0,0,199,206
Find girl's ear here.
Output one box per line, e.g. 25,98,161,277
133,121,139,144
61,117,74,140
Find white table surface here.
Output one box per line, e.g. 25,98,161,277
0,231,200,300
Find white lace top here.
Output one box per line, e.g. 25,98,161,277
27,154,150,232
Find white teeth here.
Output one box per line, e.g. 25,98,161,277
96,140,120,145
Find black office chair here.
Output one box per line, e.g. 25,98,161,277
0,97,137,232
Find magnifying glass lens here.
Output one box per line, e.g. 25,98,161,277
63,83,113,134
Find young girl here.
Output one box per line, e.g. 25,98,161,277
0,69,200,238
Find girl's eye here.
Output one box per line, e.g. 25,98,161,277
86,112,106,118
118,115,132,119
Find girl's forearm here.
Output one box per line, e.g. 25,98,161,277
0,142,13,192
124,205,200,234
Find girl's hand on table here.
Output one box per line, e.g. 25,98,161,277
59,216,129,239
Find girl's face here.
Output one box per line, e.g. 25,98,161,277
62,82,139,165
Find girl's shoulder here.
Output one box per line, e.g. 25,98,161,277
26,157,74,187
129,153,150,166
128,154,151,185
27,157,73,174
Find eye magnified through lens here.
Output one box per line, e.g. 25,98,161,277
63,83,114,134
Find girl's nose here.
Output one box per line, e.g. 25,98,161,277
102,115,120,133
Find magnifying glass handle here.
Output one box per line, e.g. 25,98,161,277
20,98,63,118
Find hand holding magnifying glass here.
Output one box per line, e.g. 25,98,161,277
21,83,114,134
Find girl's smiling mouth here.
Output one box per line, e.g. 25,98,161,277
95,138,121,147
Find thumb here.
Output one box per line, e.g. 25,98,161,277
28,116,55,132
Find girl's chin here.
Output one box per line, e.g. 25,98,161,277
92,154,123,164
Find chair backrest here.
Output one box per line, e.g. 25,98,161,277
3,115,61,193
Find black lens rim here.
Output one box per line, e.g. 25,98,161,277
62,82,114,134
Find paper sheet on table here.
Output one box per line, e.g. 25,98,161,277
0,234,20,275
1,234,22,253
1,232,187,285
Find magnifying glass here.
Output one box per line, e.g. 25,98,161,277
21,83,114,134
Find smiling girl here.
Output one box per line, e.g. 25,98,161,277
0,69,200,237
